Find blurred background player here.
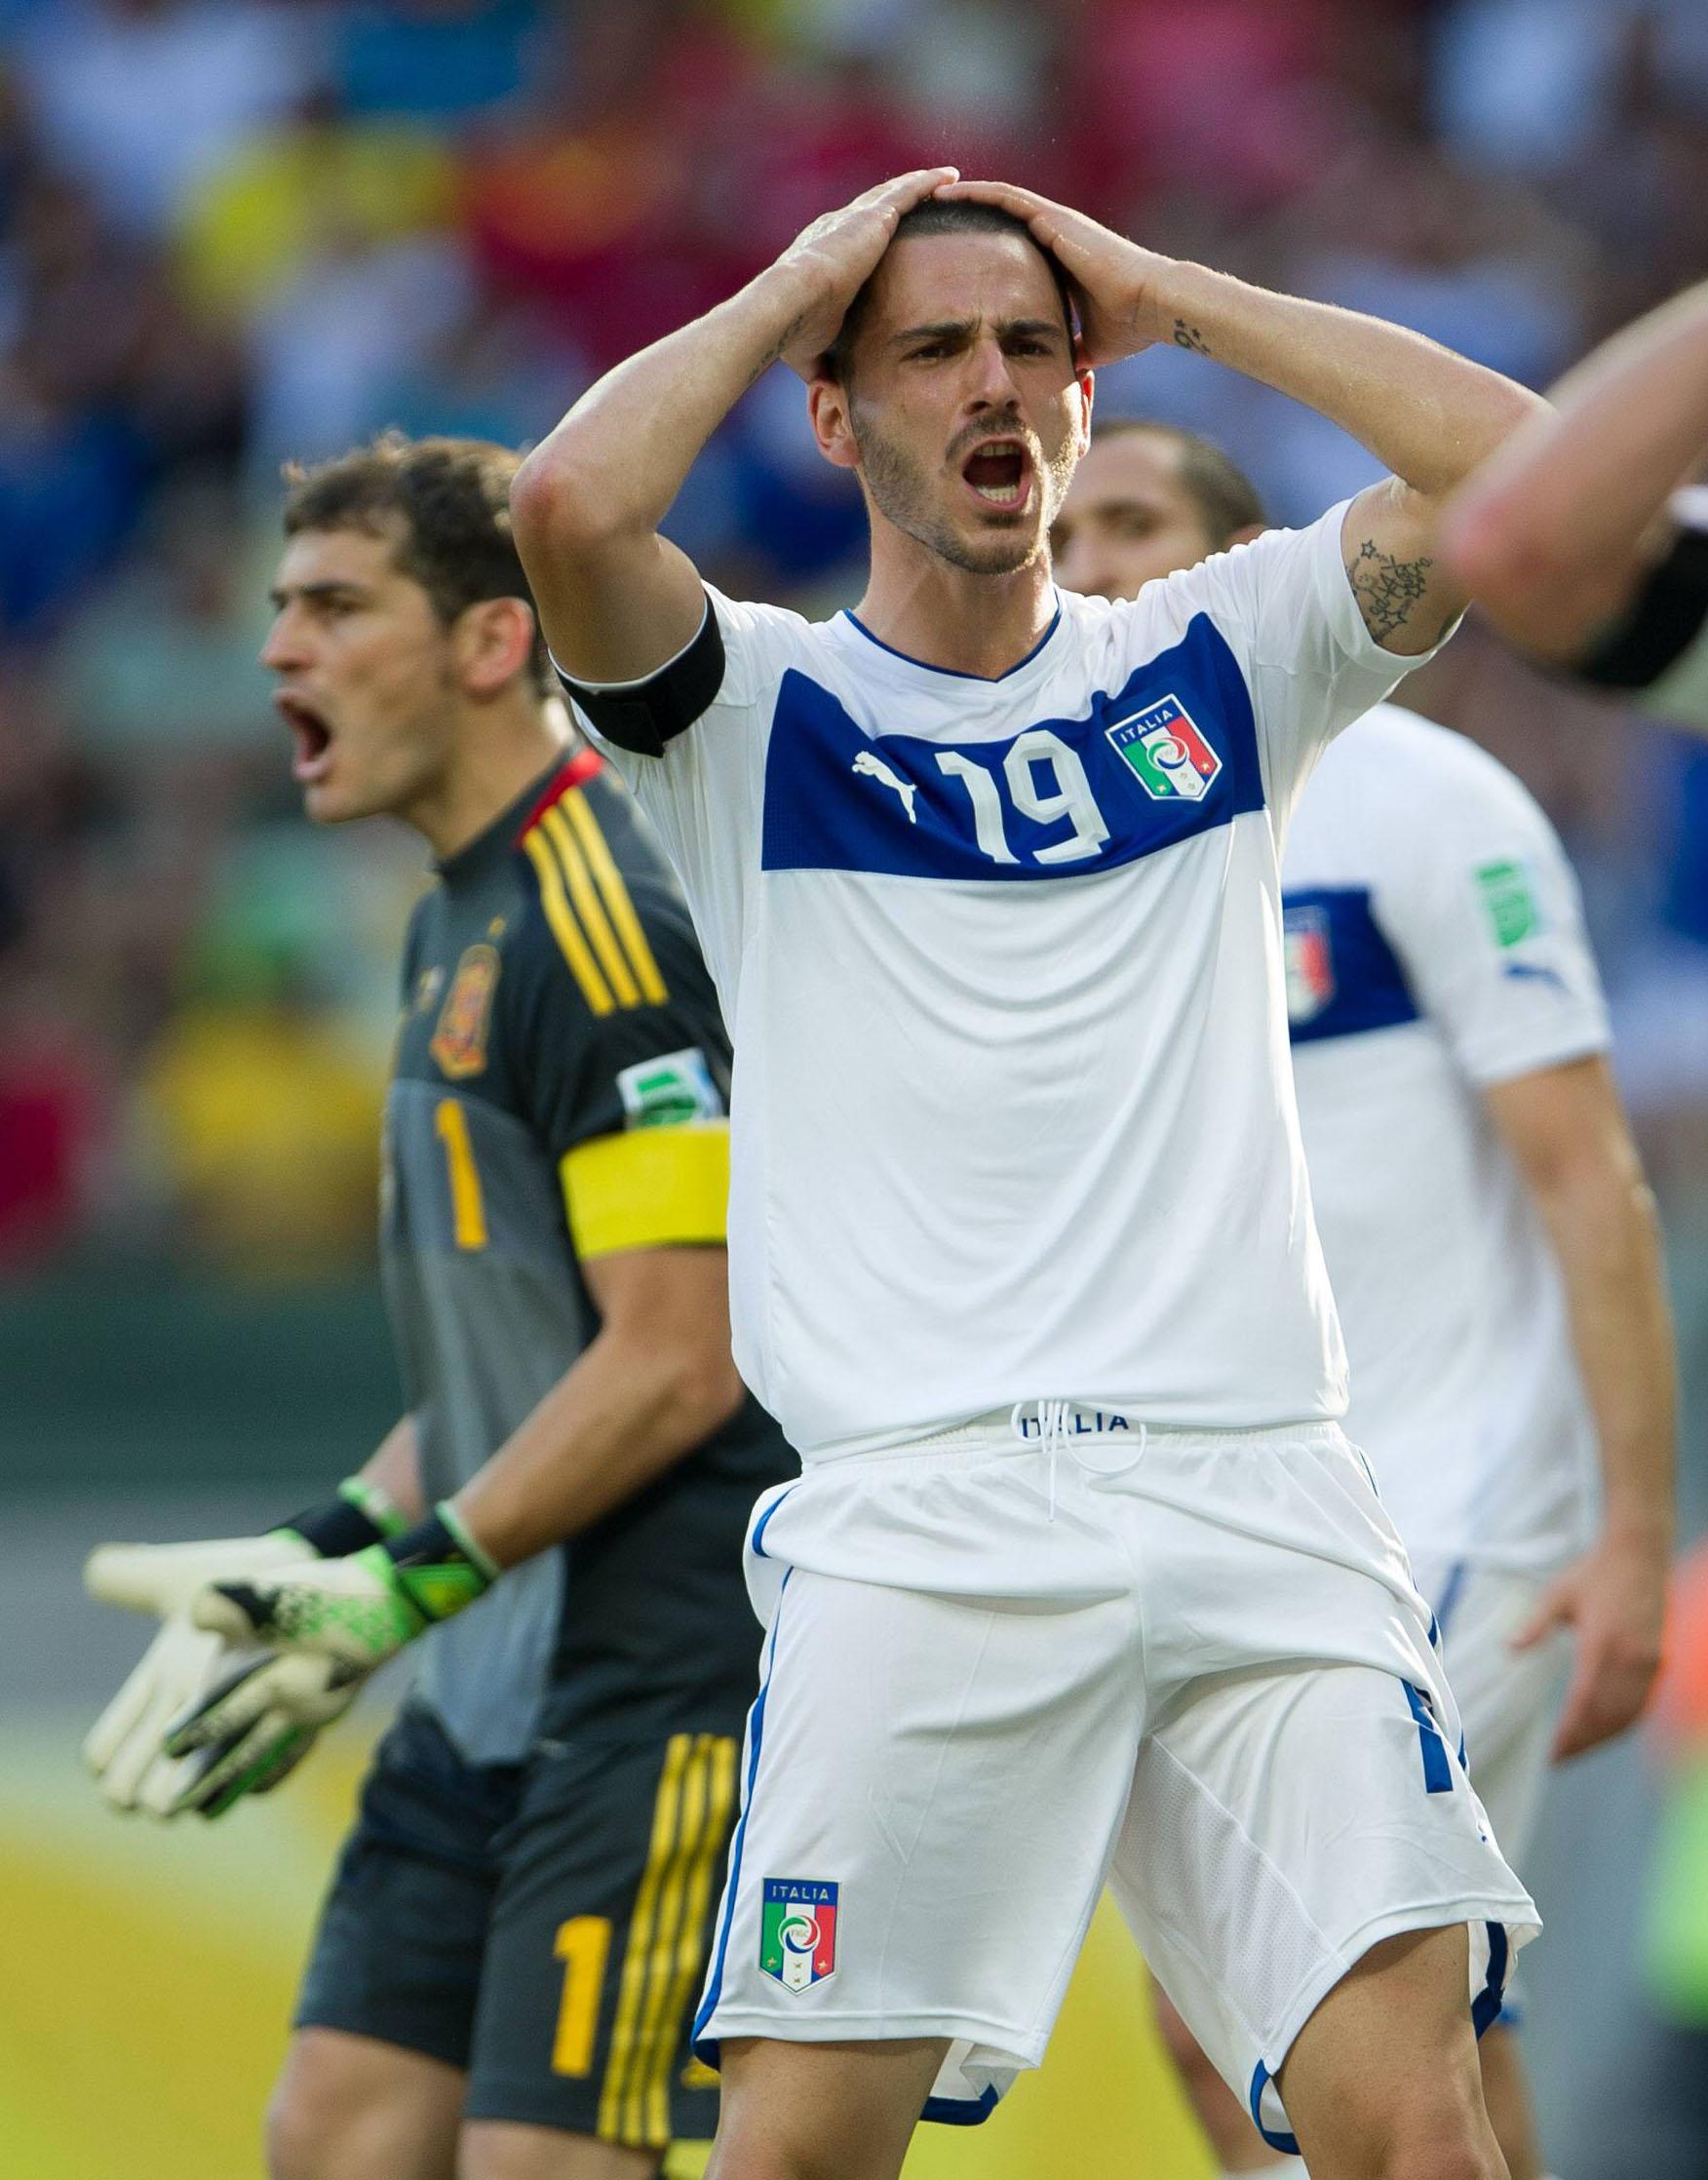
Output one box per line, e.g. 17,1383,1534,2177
1055,421,1680,2180
83,434,792,2180
1441,279,1708,732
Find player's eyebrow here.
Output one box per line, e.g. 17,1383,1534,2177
268,579,370,608
889,316,1067,348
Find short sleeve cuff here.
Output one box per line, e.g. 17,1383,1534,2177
1454,1008,1611,1090
552,597,724,759
549,597,711,696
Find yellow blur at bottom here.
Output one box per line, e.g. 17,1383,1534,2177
2,1715,1211,2180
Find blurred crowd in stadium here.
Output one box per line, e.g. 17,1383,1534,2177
4,0,1708,1276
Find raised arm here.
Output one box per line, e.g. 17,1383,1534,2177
1440,280,1708,662
510,168,957,685
941,180,1548,655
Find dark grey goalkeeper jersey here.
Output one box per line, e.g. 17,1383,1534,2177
382,750,790,1765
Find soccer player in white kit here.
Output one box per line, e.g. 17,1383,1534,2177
511,171,1553,2180
1057,424,1678,2180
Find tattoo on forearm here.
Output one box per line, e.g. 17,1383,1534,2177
749,315,807,385
1173,318,1210,356
1348,538,1434,642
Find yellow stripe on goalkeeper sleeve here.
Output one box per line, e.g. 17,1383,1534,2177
561,1122,729,1259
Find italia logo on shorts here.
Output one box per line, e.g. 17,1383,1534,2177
759,1878,838,1992
1105,692,1223,801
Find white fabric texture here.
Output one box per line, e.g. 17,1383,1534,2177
693,1416,1536,2136
1410,1553,1571,1870
1283,704,1611,1568
578,503,1445,1460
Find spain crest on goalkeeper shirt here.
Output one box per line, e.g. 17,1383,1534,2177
1106,693,1223,801
759,1878,838,1991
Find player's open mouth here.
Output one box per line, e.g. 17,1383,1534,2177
961,439,1031,512
277,693,335,784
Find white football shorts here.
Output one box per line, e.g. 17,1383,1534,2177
692,1408,1539,2149
1409,1552,1572,1869
1410,1550,1572,2021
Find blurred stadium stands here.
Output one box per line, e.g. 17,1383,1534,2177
2,4,1707,2176
3,0,1708,1281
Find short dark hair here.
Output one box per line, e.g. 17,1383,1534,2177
282,432,548,693
824,199,1076,386
1091,418,1266,549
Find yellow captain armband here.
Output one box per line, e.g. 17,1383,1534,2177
561,1121,730,1260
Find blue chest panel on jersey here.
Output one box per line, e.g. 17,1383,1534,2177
759,611,1263,880
1283,885,1420,1043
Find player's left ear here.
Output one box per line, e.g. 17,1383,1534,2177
1074,363,1095,458
454,597,537,697
808,375,862,474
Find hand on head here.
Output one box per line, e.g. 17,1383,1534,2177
935,180,1172,369
774,174,1173,383
772,169,962,380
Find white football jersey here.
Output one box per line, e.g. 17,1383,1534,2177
1283,704,1611,1568
571,504,1441,1461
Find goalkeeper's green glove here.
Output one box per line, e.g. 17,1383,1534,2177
80,1611,240,1818
161,1504,497,1817
189,1501,498,1671
84,1476,409,1618
82,1477,408,1819
158,1649,368,1819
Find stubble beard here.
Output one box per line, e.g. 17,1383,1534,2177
319,666,460,830
852,406,1079,579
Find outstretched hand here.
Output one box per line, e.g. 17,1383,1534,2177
935,179,1181,369
768,168,960,379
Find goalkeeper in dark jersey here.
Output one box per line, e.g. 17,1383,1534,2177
81,435,792,2180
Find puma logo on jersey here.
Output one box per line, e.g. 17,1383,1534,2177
851,751,917,823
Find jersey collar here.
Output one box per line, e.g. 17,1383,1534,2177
837,594,1066,684
435,759,585,890
517,745,602,836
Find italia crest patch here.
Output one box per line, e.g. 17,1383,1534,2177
430,944,500,1079
1284,904,1336,1023
759,1879,838,1991
1106,692,1223,802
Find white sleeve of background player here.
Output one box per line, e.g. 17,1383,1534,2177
1170,498,1457,826
1370,732,1611,1088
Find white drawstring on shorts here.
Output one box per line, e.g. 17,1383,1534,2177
1011,1396,1068,1521
1010,1399,1149,1521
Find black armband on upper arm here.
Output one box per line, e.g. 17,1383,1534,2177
555,598,727,757
1575,521,1708,690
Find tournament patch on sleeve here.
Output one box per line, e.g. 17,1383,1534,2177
1475,859,1542,949
616,1047,724,1130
